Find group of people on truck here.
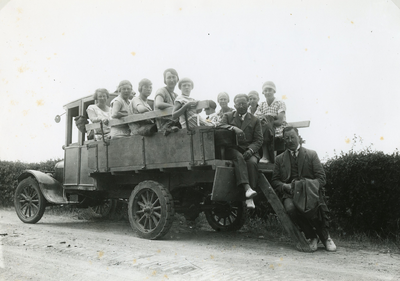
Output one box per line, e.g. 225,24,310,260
86,68,286,163
86,67,336,253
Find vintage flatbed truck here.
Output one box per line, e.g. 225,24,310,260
14,93,312,251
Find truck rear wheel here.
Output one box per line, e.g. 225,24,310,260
88,199,117,219
204,198,246,232
14,177,46,224
128,181,174,240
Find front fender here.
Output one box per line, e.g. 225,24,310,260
18,170,68,204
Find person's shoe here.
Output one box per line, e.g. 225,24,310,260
296,242,308,252
295,238,317,252
245,188,257,199
259,158,270,164
295,242,302,252
325,238,337,252
170,126,179,132
245,199,255,209
309,238,318,252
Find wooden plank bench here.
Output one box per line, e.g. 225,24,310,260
287,120,310,128
85,100,214,132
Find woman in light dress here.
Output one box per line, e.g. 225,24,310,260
110,80,132,139
128,79,157,136
247,91,261,115
86,88,111,141
256,81,287,163
208,92,234,124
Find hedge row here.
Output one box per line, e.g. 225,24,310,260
324,150,400,237
0,159,62,207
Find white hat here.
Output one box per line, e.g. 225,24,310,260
262,81,276,92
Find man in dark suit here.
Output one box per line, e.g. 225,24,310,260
272,126,336,252
219,94,263,208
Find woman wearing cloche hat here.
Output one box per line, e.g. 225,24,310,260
254,81,287,163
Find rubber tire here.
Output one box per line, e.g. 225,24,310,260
128,181,174,240
14,177,46,224
88,199,117,219
204,198,247,232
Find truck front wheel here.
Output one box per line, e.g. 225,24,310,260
128,181,175,240
14,177,46,224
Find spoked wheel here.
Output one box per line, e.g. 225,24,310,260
14,177,46,224
128,181,174,240
88,199,117,219
113,199,129,221
204,197,247,232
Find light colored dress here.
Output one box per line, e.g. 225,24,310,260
110,95,131,138
257,98,287,138
175,95,214,129
86,104,111,141
128,96,154,135
154,87,178,130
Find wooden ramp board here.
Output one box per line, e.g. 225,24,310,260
258,173,312,252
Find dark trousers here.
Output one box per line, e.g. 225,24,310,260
284,198,330,243
225,148,258,189
261,119,275,163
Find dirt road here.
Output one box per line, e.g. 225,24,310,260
0,208,399,281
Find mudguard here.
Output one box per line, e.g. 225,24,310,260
18,170,68,204
211,166,245,201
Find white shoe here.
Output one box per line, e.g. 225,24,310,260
246,199,255,209
325,238,337,252
309,238,318,252
259,158,270,164
245,188,257,199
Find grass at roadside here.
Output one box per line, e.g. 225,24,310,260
244,214,400,254
330,231,400,254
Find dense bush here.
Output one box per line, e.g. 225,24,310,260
0,159,62,207
324,149,400,237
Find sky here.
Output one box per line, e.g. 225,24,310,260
0,0,399,163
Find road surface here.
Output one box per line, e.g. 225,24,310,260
1,208,399,281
